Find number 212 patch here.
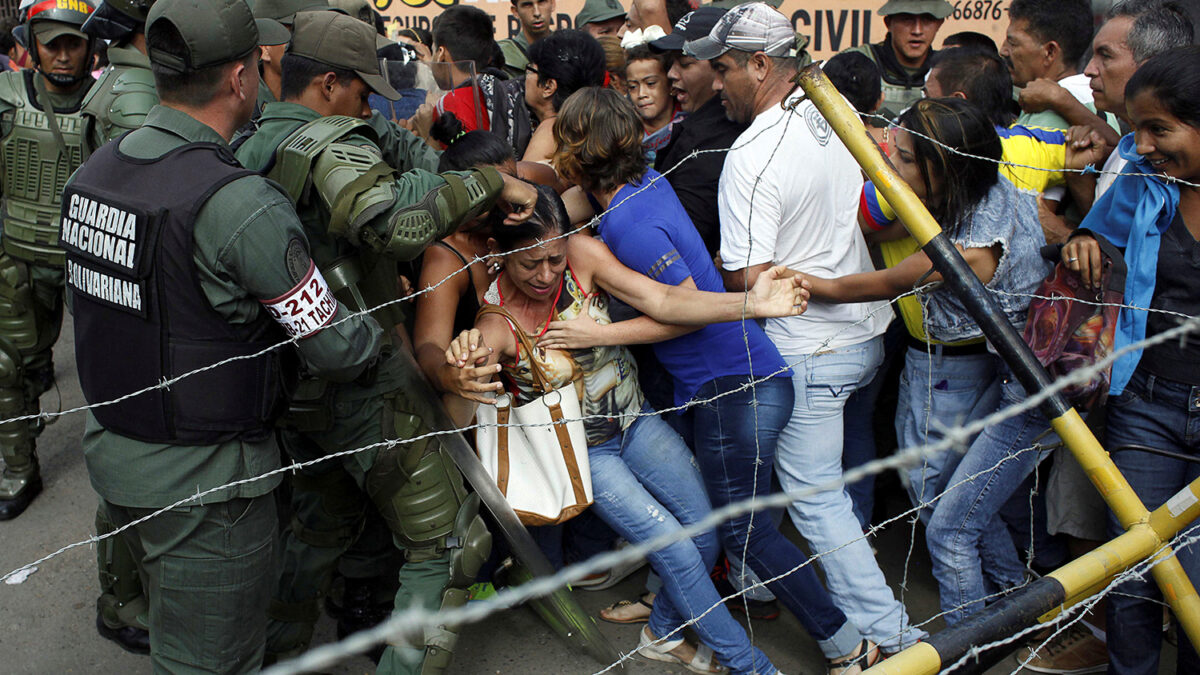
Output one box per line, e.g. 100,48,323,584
261,261,339,338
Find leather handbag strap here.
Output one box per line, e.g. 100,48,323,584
545,396,588,504
476,304,559,393
495,403,511,495
477,303,588,505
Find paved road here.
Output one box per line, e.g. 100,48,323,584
0,316,1172,674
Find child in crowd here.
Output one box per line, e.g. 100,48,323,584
623,44,682,163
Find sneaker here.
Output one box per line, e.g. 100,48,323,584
1019,624,1107,674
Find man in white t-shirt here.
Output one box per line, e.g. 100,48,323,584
686,3,923,655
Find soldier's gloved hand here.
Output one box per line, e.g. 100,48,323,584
497,174,538,225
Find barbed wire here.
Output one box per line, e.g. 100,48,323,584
8,96,1197,675
259,313,1200,674
0,111,800,435
959,521,1200,675
860,110,1200,191
0,283,917,587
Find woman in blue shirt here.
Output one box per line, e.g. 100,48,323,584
543,86,881,673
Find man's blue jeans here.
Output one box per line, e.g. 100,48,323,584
589,407,776,675
1104,370,1200,675
926,374,1050,625
775,336,925,651
691,375,864,659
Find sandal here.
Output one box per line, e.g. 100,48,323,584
599,593,654,624
636,626,727,674
827,639,880,675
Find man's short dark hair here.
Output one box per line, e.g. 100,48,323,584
528,30,605,111
941,31,998,53
432,6,496,71
1109,0,1195,64
823,51,882,114
279,53,359,101
0,19,17,54
931,47,1015,127
666,0,692,26
148,20,247,107
1008,0,1094,66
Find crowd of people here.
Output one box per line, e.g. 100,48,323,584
2,0,1200,672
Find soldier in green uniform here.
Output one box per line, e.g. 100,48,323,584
0,0,97,520
80,0,158,147
65,0,378,671
234,11,536,674
77,0,156,655
250,0,330,118
498,0,555,79
841,0,952,123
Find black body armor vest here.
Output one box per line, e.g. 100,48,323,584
62,140,291,444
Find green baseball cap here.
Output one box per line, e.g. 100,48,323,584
251,0,330,24
31,19,89,43
289,10,401,100
877,0,953,19
327,0,374,24
147,0,288,73
575,0,625,27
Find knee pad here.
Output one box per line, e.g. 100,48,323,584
0,257,37,354
366,400,471,560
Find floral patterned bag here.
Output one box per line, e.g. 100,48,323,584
1022,234,1126,410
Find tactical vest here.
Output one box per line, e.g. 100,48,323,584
0,70,88,267
63,140,291,444
849,42,931,123
263,115,406,330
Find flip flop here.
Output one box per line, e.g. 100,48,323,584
636,626,727,674
598,595,653,624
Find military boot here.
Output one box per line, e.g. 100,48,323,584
0,455,40,520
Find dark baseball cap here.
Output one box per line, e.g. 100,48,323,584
251,0,330,24
575,0,625,27
649,6,727,53
288,10,401,100
147,0,289,73
685,2,795,61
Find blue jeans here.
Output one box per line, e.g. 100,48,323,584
926,373,1051,625
843,320,906,528
588,407,776,675
691,375,863,659
897,346,1001,522
775,336,924,651
1104,370,1200,675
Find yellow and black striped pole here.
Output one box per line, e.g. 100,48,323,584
794,64,1200,673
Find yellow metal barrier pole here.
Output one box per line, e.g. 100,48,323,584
793,64,1200,669
865,476,1200,675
